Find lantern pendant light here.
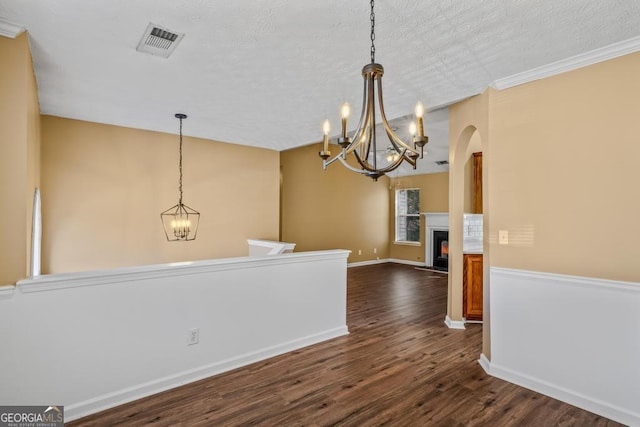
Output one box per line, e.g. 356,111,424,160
161,113,200,241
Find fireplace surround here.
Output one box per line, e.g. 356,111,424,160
423,212,449,271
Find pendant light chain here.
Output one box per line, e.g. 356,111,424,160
370,0,376,63
178,115,183,206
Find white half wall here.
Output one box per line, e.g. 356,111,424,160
488,267,640,426
0,250,350,421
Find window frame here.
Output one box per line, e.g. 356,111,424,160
394,188,421,245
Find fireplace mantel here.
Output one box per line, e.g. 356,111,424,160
422,212,449,270
422,212,449,228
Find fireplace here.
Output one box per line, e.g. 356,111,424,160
423,212,449,272
432,230,449,271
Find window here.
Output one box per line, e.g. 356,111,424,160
395,188,420,243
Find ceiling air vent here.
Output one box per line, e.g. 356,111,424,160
136,22,184,58
435,160,449,165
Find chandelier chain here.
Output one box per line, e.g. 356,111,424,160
178,116,183,205
370,0,375,63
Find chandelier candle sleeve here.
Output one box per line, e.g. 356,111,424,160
323,120,330,153
341,103,350,139
415,102,425,138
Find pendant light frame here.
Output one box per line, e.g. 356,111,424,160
161,113,200,241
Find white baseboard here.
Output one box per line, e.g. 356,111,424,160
348,258,388,268
478,353,490,374
65,326,348,422
486,358,639,427
348,258,427,268
415,267,448,274
444,315,465,329
387,258,425,267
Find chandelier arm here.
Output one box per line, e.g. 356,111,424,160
384,152,414,172
352,149,377,172
345,77,372,155
322,148,353,168
384,121,417,153
366,72,377,167
402,151,418,168
375,78,420,155
336,154,376,175
353,147,411,174
358,127,365,159
339,151,407,176
361,98,372,160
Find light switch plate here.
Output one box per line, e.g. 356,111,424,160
499,230,509,245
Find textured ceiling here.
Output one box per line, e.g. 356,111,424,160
2,0,640,174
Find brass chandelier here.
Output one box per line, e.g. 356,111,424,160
161,113,200,241
319,0,428,181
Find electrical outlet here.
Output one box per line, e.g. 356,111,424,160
373,248,377,254
187,328,199,345
358,249,362,255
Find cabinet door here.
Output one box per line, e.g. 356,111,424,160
463,254,483,321
473,152,483,214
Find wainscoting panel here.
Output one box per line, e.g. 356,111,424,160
0,250,349,421
488,267,640,426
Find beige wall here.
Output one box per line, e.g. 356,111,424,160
449,51,640,359
41,116,279,273
0,33,40,285
388,172,449,263
488,52,640,283
280,143,390,263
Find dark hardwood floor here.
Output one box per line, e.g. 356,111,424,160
69,263,619,426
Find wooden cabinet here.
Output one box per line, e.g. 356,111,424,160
463,253,483,321
472,152,483,214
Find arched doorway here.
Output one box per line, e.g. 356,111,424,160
446,123,490,358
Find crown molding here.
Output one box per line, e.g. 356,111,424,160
491,35,640,90
0,18,25,39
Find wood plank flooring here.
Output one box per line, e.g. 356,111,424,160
69,263,620,426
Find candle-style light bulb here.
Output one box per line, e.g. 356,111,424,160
409,122,417,137
341,102,350,138
341,103,350,119
414,102,425,138
322,119,331,153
